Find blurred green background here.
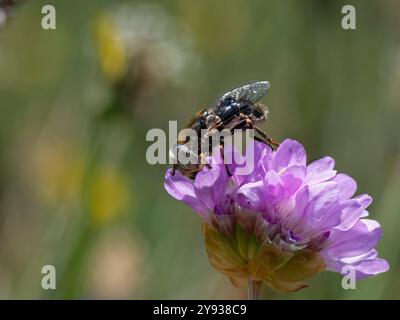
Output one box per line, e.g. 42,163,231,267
0,0,399,299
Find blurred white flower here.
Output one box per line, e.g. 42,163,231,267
0,8,7,27
95,2,199,87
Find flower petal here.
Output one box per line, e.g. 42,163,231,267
324,249,389,279
304,181,342,223
281,165,306,196
322,219,382,259
236,180,265,211
164,169,207,217
273,139,306,171
194,162,229,213
225,141,268,185
350,259,389,279
306,156,337,184
331,173,357,200
336,194,373,231
264,170,287,203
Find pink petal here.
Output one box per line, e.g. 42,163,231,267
306,156,337,184
273,139,306,171
164,169,208,217
322,219,382,259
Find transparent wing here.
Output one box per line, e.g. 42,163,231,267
217,81,270,104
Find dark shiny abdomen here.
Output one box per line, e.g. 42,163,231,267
214,97,262,125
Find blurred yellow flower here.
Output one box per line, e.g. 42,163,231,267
89,166,129,226
93,14,127,83
34,142,85,205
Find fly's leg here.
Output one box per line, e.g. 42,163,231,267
253,136,269,145
254,126,280,149
230,113,278,150
218,144,233,177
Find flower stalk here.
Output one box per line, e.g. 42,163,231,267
247,280,262,300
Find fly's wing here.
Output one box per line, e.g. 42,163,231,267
216,81,270,104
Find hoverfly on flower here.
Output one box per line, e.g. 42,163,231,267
170,81,279,179
164,81,388,299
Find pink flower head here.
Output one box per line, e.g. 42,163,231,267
164,139,389,289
